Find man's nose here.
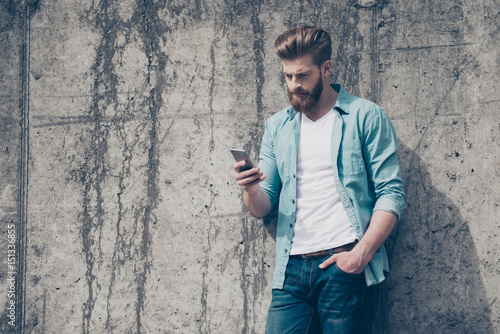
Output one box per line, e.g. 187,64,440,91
291,77,302,90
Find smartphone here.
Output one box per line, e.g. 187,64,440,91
230,149,255,172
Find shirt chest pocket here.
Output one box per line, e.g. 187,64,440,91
338,139,365,178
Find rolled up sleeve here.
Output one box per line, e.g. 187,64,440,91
363,106,406,221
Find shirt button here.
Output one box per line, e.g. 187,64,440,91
284,249,288,253
289,224,293,228
293,174,296,178
292,199,295,204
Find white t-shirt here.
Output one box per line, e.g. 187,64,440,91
289,110,358,255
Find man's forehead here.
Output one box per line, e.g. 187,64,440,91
282,55,317,73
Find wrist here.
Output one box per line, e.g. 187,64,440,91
244,184,261,196
352,242,374,267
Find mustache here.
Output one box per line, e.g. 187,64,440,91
289,88,309,95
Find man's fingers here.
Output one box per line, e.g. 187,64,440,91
319,254,336,269
240,175,266,190
233,160,246,170
235,167,260,181
233,162,266,191
237,171,264,186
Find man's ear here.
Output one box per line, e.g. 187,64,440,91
322,60,332,77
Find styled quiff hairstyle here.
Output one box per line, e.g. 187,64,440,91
274,26,332,67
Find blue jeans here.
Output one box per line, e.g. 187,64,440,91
265,250,371,334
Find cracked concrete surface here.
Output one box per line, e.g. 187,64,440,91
0,0,499,333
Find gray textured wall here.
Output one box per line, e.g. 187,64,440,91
0,0,499,333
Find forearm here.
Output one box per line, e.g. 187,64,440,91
243,187,272,218
355,210,397,265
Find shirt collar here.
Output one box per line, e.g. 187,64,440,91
332,84,350,114
286,83,350,120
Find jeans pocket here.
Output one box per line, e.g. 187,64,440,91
333,263,364,279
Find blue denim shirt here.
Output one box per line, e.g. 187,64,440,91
258,84,406,288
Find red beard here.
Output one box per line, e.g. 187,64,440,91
287,77,323,113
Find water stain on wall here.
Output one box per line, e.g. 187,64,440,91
72,1,168,332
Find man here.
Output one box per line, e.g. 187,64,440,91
234,26,405,333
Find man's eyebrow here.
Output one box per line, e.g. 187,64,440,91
283,70,312,75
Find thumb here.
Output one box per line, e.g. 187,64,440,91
319,254,337,269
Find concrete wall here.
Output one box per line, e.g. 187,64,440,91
0,0,498,333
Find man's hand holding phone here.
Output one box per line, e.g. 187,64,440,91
233,160,266,192
231,149,271,218
231,149,266,192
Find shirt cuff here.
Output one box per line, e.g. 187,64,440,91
373,197,402,222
